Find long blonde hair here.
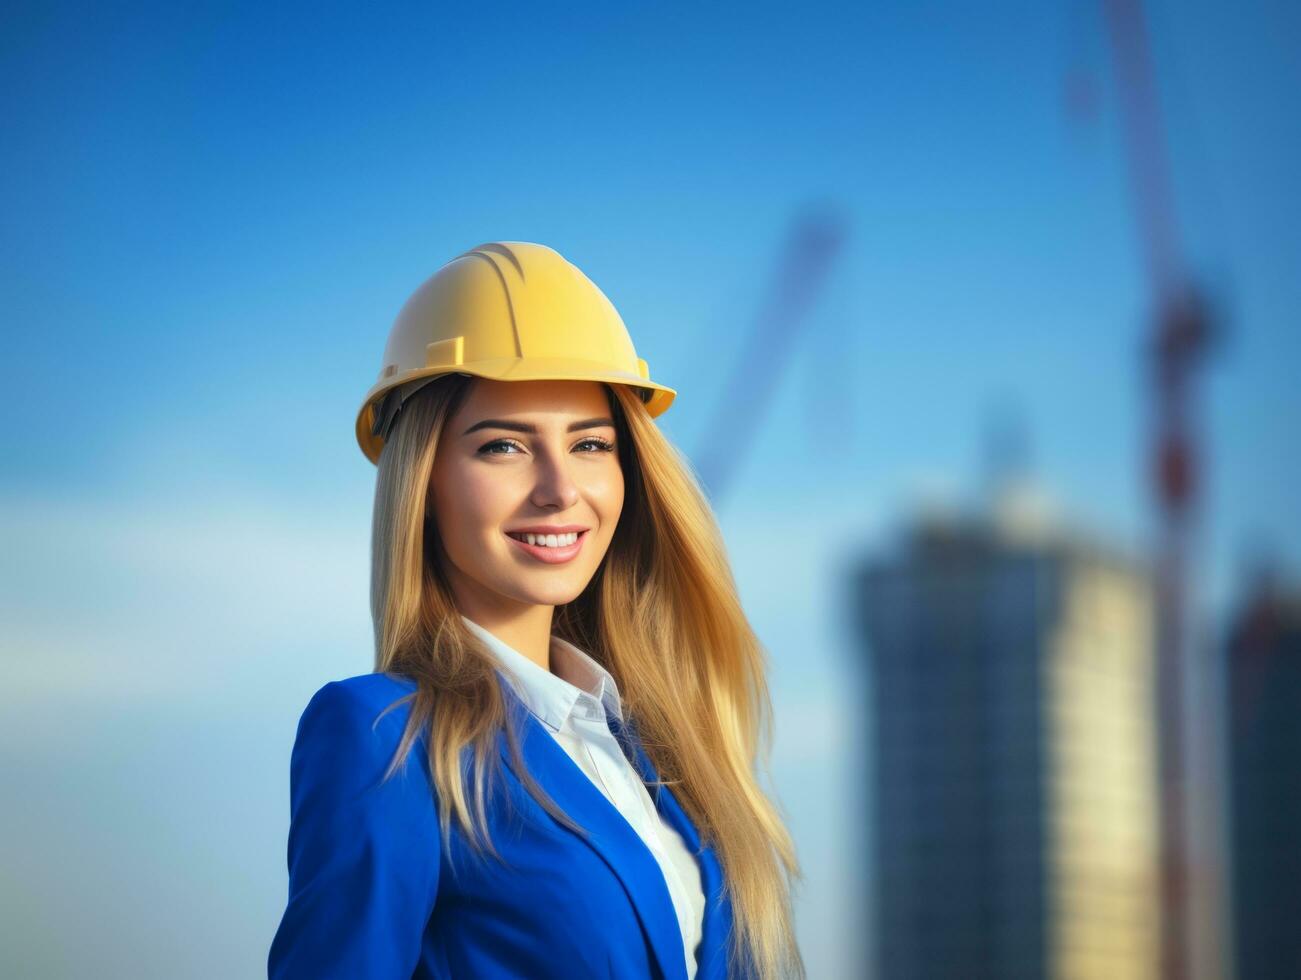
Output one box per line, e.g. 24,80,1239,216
370,374,804,979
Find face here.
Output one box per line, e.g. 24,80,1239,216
427,378,625,618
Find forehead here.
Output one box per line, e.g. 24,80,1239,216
454,378,613,421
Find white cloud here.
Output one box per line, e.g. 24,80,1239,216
1,486,372,718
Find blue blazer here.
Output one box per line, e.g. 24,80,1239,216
268,671,740,979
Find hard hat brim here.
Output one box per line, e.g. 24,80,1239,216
355,360,676,466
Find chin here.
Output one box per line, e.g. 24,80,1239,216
515,580,589,607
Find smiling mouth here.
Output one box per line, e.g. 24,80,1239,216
505,530,587,548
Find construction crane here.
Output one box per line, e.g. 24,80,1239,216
1097,2,1222,978
693,205,847,506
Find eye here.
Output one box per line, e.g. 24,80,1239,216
477,437,615,456
477,438,524,455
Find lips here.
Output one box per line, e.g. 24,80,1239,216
503,524,590,535
504,529,588,565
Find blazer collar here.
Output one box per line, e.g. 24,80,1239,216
610,711,736,980
496,682,735,980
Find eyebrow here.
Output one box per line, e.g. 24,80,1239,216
461,417,616,436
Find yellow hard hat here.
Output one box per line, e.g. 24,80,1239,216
355,241,677,465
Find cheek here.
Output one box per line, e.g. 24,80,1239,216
586,463,625,523
433,462,515,543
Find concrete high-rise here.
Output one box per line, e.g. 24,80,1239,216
853,495,1162,979
1224,573,1301,980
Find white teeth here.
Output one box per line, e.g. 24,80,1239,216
513,531,579,547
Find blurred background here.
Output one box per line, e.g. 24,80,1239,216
1,1,1297,977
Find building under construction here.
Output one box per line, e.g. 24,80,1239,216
1223,574,1301,980
852,491,1163,979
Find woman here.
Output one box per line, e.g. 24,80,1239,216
267,242,804,979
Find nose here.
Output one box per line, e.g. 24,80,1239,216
528,446,581,511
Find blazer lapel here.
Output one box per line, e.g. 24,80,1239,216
496,687,689,980
609,714,736,980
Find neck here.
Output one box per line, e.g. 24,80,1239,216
459,599,556,672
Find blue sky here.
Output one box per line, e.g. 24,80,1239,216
2,1,1297,976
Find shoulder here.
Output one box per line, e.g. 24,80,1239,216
305,670,418,715
293,671,425,774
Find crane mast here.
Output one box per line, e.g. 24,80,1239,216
1101,2,1219,977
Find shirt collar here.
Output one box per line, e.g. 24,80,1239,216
461,614,624,731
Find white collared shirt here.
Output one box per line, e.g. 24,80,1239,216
462,615,706,979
